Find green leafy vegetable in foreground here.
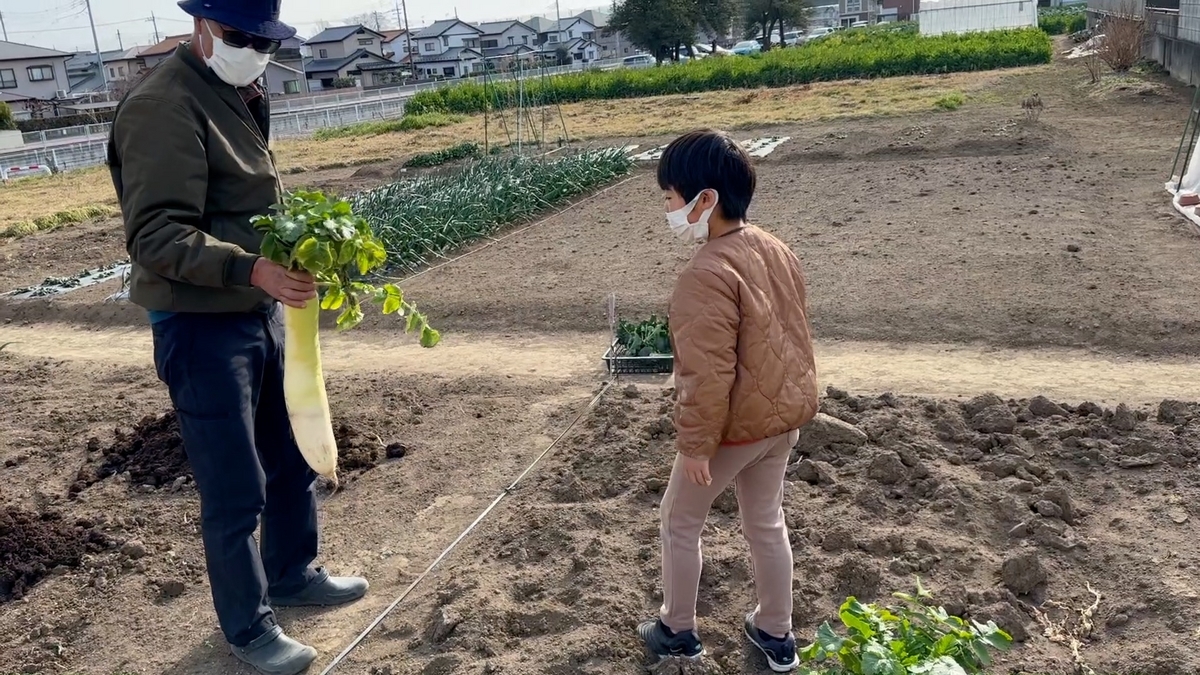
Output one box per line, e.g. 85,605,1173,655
353,149,634,272
251,190,438,345
801,581,1013,675
617,316,671,356
404,28,1052,117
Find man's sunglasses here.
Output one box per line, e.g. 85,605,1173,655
221,28,281,55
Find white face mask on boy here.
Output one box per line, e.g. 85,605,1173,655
203,20,270,87
666,190,719,242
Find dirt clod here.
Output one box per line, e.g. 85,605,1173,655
1028,395,1069,418
867,451,907,485
971,404,1018,434
1001,551,1048,596
796,413,869,457
1,508,109,602
119,539,147,559
70,412,400,496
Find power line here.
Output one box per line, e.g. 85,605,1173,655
4,15,161,34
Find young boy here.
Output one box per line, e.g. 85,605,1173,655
637,129,818,673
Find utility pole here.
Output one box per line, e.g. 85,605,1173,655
117,30,123,51
148,12,161,43
396,0,411,60
0,12,8,42
556,0,563,44
85,0,108,89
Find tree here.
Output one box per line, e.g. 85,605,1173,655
696,0,737,43
344,11,396,31
0,102,15,131
610,0,729,62
743,0,809,49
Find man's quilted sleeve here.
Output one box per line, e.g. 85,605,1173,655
670,267,740,460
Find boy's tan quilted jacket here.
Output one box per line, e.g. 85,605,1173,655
670,225,818,460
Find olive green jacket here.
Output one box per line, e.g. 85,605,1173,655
107,45,280,313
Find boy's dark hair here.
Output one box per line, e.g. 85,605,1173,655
656,129,756,221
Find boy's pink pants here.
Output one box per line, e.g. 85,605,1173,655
658,429,799,638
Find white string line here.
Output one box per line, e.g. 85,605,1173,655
318,379,614,674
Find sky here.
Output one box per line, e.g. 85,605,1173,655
0,0,605,54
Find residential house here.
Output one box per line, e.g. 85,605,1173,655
577,9,633,59
380,29,413,61
139,34,189,70
880,0,918,20
304,50,394,89
305,25,387,61
839,0,881,24
476,20,539,68
808,4,842,27
274,35,306,72
64,49,124,93
263,60,308,95
523,15,601,62
409,19,485,78
0,40,73,118
103,45,147,82
303,25,395,89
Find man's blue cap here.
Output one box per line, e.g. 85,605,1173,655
178,0,297,41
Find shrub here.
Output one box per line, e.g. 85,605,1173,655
1039,5,1087,35
404,28,1052,117
16,111,116,133
0,102,15,131
1097,9,1145,72
311,113,466,140
403,142,482,168
934,91,966,110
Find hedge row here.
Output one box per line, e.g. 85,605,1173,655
17,111,114,133
404,27,1052,117
1039,5,1087,35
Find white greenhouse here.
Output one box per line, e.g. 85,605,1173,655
918,0,1039,36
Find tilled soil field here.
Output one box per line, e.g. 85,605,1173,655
4,55,1200,675
345,386,1200,675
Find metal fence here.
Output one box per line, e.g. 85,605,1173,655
272,97,409,138
0,58,626,173
0,140,108,173
22,123,112,146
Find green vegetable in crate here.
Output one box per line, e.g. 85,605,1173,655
251,190,439,486
617,316,671,357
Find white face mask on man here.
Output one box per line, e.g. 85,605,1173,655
203,20,270,87
666,190,719,242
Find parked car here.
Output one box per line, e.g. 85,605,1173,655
732,40,762,55
806,26,836,40
622,54,655,68
783,30,805,47
694,43,734,56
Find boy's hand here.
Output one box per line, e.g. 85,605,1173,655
680,455,712,486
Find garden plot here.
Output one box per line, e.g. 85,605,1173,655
340,388,1200,675
629,137,791,162
4,57,1200,675
2,262,130,300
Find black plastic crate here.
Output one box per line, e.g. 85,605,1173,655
603,341,674,375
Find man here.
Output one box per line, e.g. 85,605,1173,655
107,1,368,673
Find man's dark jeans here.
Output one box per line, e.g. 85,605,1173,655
151,305,321,647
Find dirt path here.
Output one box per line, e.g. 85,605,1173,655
5,324,1200,404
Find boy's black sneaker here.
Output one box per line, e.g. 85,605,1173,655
743,613,799,673
637,618,705,661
